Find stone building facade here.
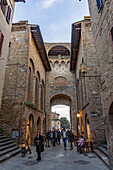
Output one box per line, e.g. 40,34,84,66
51,112,60,130
0,21,51,145
88,0,113,168
70,17,105,145
45,43,77,133
0,0,24,110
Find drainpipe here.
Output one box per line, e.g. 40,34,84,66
75,72,79,112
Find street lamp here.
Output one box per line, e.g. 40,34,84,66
77,113,80,117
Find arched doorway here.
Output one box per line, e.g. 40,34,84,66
26,114,34,146
37,117,41,132
108,102,113,166
85,114,91,141
50,94,72,130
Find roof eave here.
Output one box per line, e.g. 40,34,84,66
31,26,51,72
70,23,81,72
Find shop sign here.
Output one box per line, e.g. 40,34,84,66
91,112,98,117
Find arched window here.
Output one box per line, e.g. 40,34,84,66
53,76,68,86
28,67,31,90
48,45,70,59
35,75,39,108
37,117,41,132
41,80,44,111
28,59,35,101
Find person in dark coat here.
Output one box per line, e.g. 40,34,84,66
57,129,61,145
34,130,44,161
46,130,51,147
68,130,74,150
53,129,56,146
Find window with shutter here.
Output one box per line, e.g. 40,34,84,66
6,5,11,24
0,0,3,10
0,31,4,57
0,0,8,15
110,26,113,44
96,0,103,13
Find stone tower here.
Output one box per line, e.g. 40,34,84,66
45,43,77,133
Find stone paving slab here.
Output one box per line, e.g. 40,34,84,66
0,143,109,170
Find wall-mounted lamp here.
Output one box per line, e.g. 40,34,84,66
77,113,80,117
80,63,87,74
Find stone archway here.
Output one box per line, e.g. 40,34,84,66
50,94,71,107
50,94,71,130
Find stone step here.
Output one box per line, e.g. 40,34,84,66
0,145,19,157
0,136,8,140
94,149,110,169
0,148,21,163
102,144,107,150
0,138,9,143
0,141,13,147
0,143,16,151
98,146,108,157
0,134,3,136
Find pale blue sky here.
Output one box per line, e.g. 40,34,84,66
13,0,89,42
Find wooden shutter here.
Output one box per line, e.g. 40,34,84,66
1,0,3,10
6,5,11,24
96,0,103,13
0,31,4,57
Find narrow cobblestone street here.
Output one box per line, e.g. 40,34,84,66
0,142,108,170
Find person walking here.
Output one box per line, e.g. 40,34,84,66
34,130,44,161
68,130,74,150
63,128,67,150
46,130,51,147
57,129,61,145
53,129,56,146
55,129,57,144
50,130,53,144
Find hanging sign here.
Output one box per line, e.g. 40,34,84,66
91,112,98,117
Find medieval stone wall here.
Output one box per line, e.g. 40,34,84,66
0,21,46,144
88,0,113,167
0,0,15,109
75,18,105,145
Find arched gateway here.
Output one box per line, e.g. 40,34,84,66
45,43,77,133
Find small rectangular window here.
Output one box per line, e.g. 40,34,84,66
110,26,113,44
0,30,4,57
96,0,103,13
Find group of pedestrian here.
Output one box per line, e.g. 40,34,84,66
62,128,74,150
34,129,84,162
46,129,61,147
